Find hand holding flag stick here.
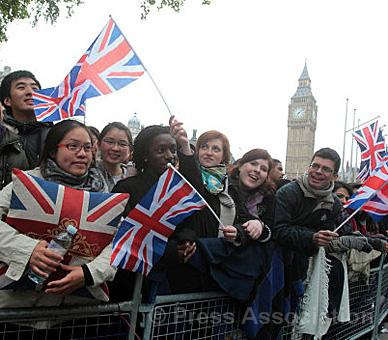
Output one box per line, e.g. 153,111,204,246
111,164,211,275
334,206,365,233
169,115,193,156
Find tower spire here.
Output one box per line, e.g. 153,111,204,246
299,60,310,81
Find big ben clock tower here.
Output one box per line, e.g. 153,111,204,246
285,62,318,179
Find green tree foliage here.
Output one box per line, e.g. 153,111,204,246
140,0,211,19
0,0,211,43
0,0,82,43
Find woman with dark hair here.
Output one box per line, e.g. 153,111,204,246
164,137,279,339
333,181,353,205
109,116,200,301
228,148,275,240
97,122,133,191
0,119,114,309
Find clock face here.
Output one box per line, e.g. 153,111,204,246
293,107,305,118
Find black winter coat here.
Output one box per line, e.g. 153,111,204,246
0,126,28,189
228,182,275,229
273,181,348,257
167,181,275,294
3,115,52,169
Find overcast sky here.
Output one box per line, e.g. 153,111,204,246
1,0,387,167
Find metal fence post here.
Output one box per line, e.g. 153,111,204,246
372,253,386,340
127,273,143,340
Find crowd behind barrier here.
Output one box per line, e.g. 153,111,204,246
0,70,387,340
0,258,385,339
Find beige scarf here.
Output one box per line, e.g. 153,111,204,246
296,173,335,213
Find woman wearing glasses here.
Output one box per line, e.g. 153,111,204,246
0,120,114,310
97,122,133,191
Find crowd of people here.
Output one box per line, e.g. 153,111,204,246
0,70,386,339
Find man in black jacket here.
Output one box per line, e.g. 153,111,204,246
273,148,355,330
0,106,28,189
0,70,52,169
274,148,343,256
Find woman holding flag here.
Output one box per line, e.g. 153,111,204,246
163,132,281,338
109,115,203,302
0,120,126,325
167,133,275,294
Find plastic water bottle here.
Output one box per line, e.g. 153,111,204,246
28,225,77,290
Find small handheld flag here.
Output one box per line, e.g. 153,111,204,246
345,159,388,221
111,166,207,276
335,160,388,232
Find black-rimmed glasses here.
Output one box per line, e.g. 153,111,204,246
309,163,334,174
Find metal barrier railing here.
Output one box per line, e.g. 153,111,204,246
139,292,246,339
0,304,133,339
140,258,388,340
323,266,379,340
0,273,143,340
0,258,385,339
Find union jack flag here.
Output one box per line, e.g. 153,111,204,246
111,167,207,276
33,74,88,122
353,120,386,181
33,17,145,122
2,169,129,300
345,160,388,221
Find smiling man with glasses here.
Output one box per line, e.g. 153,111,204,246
273,148,356,336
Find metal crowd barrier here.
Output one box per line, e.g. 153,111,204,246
0,259,386,339
139,257,388,340
0,274,143,340
139,292,246,339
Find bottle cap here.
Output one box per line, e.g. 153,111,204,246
66,225,78,235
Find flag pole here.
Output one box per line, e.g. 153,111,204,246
350,108,356,181
333,206,362,233
341,98,349,181
334,181,387,233
346,115,380,132
167,163,225,228
355,118,360,177
143,70,174,117
110,16,174,117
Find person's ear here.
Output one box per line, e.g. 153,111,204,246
3,97,11,107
